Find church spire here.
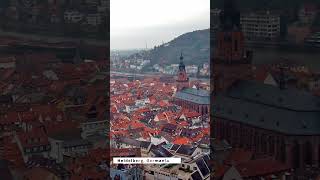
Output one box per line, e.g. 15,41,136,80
176,51,189,91
213,0,253,93
179,51,185,71
180,51,183,62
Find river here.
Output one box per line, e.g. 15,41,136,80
111,71,210,83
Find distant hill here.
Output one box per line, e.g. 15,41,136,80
132,29,209,66
111,49,145,57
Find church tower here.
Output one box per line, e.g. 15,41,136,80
212,0,253,92
176,52,189,91
215,0,247,63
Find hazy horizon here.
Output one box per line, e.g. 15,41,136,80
111,0,210,50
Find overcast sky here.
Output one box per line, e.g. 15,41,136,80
111,0,210,50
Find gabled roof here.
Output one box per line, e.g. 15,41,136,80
213,94,320,135
180,128,201,138
117,137,151,149
196,158,210,178
162,123,177,132
226,80,320,111
213,80,320,135
182,111,201,119
170,144,181,151
140,141,151,149
150,145,173,157
175,88,209,105
191,171,202,180
202,154,210,166
176,145,197,156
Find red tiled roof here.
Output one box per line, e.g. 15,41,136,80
158,100,169,107
129,121,145,129
149,96,157,104
202,127,210,135
191,133,204,142
183,111,201,118
131,113,143,121
155,112,167,121
144,127,159,135
164,111,176,118
178,121,189,127
173,136,190,145
136,107,150,114
141,132,150,139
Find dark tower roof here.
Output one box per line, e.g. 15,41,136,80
220,0,240,31
179,52,185,71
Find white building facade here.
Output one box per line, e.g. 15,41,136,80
240,11,281,40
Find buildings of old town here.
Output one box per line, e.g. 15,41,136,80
110,51,211,179
0,36,109,179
